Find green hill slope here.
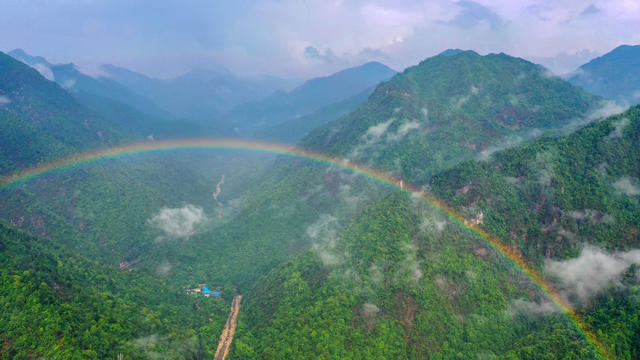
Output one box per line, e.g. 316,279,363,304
227,106,640,360
302,50,602,183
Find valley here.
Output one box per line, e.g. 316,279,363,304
1,5,640,359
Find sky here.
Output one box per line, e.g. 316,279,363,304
1,0,639,79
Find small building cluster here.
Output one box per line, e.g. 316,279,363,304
186,284,222,298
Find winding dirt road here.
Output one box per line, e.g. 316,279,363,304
214,294,242,360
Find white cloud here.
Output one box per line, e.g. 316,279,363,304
567,209,614,224
613,176,640,196
587,100,627,121
31,63,54,81
607,117,630,139
61,78,76,89
0,95,10,105
386,120,420,141
510,298,558,316
545,245,640,302
308,214,347,267
155,260,172,277
365,119,394,139
149,204,205,239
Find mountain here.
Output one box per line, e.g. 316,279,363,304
568,45,640,105
257,87,374,143
0,220,231,359
101,64,303,123
302,50,603,183
221,61,397,136
8,49,169,120
229,105,640,359
149,51,606,292
0,51,121,172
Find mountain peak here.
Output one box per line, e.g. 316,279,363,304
7,48,51,67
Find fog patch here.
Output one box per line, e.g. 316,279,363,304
396,242,422,283
155,260,172,277
61,78,76,89
362,303,380,317
546,245,640,302
365,119,393,139
479,128,543,161
613,177,640,196
509,299,558,316
149,204,205,240
420,215,447,233
607,117,630,139
587,100,627,121
0,95,10,105
32,63,54,81
309,214,347,267
568,209,614,224
386,120,420,142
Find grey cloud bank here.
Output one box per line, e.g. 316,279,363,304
1,1,639,78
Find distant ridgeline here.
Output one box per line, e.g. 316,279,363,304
568,45,640,106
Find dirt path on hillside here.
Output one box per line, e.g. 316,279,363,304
214,294,242,360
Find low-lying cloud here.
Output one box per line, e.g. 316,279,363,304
149,204,205,240
613,177,640,196
509,298,558,316
0,95,10,105
32,63,54,81
545,245,640,302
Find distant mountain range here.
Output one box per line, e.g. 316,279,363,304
219,61,397,138
568,45,640,106
101,63,303,123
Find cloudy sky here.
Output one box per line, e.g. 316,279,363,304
1,0,639,79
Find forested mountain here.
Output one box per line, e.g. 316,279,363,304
0,220,232,359
229,106,640,360
0,51,122,172
7,49,219,138
221,62,397,136
568,45,640,106
302,50,602,183
146,51,608,294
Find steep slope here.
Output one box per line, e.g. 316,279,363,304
221,62,397,136
229,107,640,360
0,51,121,172
0,221,232,359
230,195,599,359
568,45,640,106
302,50,603,183
428,105,640,359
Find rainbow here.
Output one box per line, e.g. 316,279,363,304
0,138,610,359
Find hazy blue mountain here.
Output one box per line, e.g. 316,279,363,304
0,51,122,172
568,44,640,105
221,61,397,136
8,49,169,119
257,87,374,143
101,64,303,123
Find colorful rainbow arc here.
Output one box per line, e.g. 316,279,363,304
0,138,611,359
